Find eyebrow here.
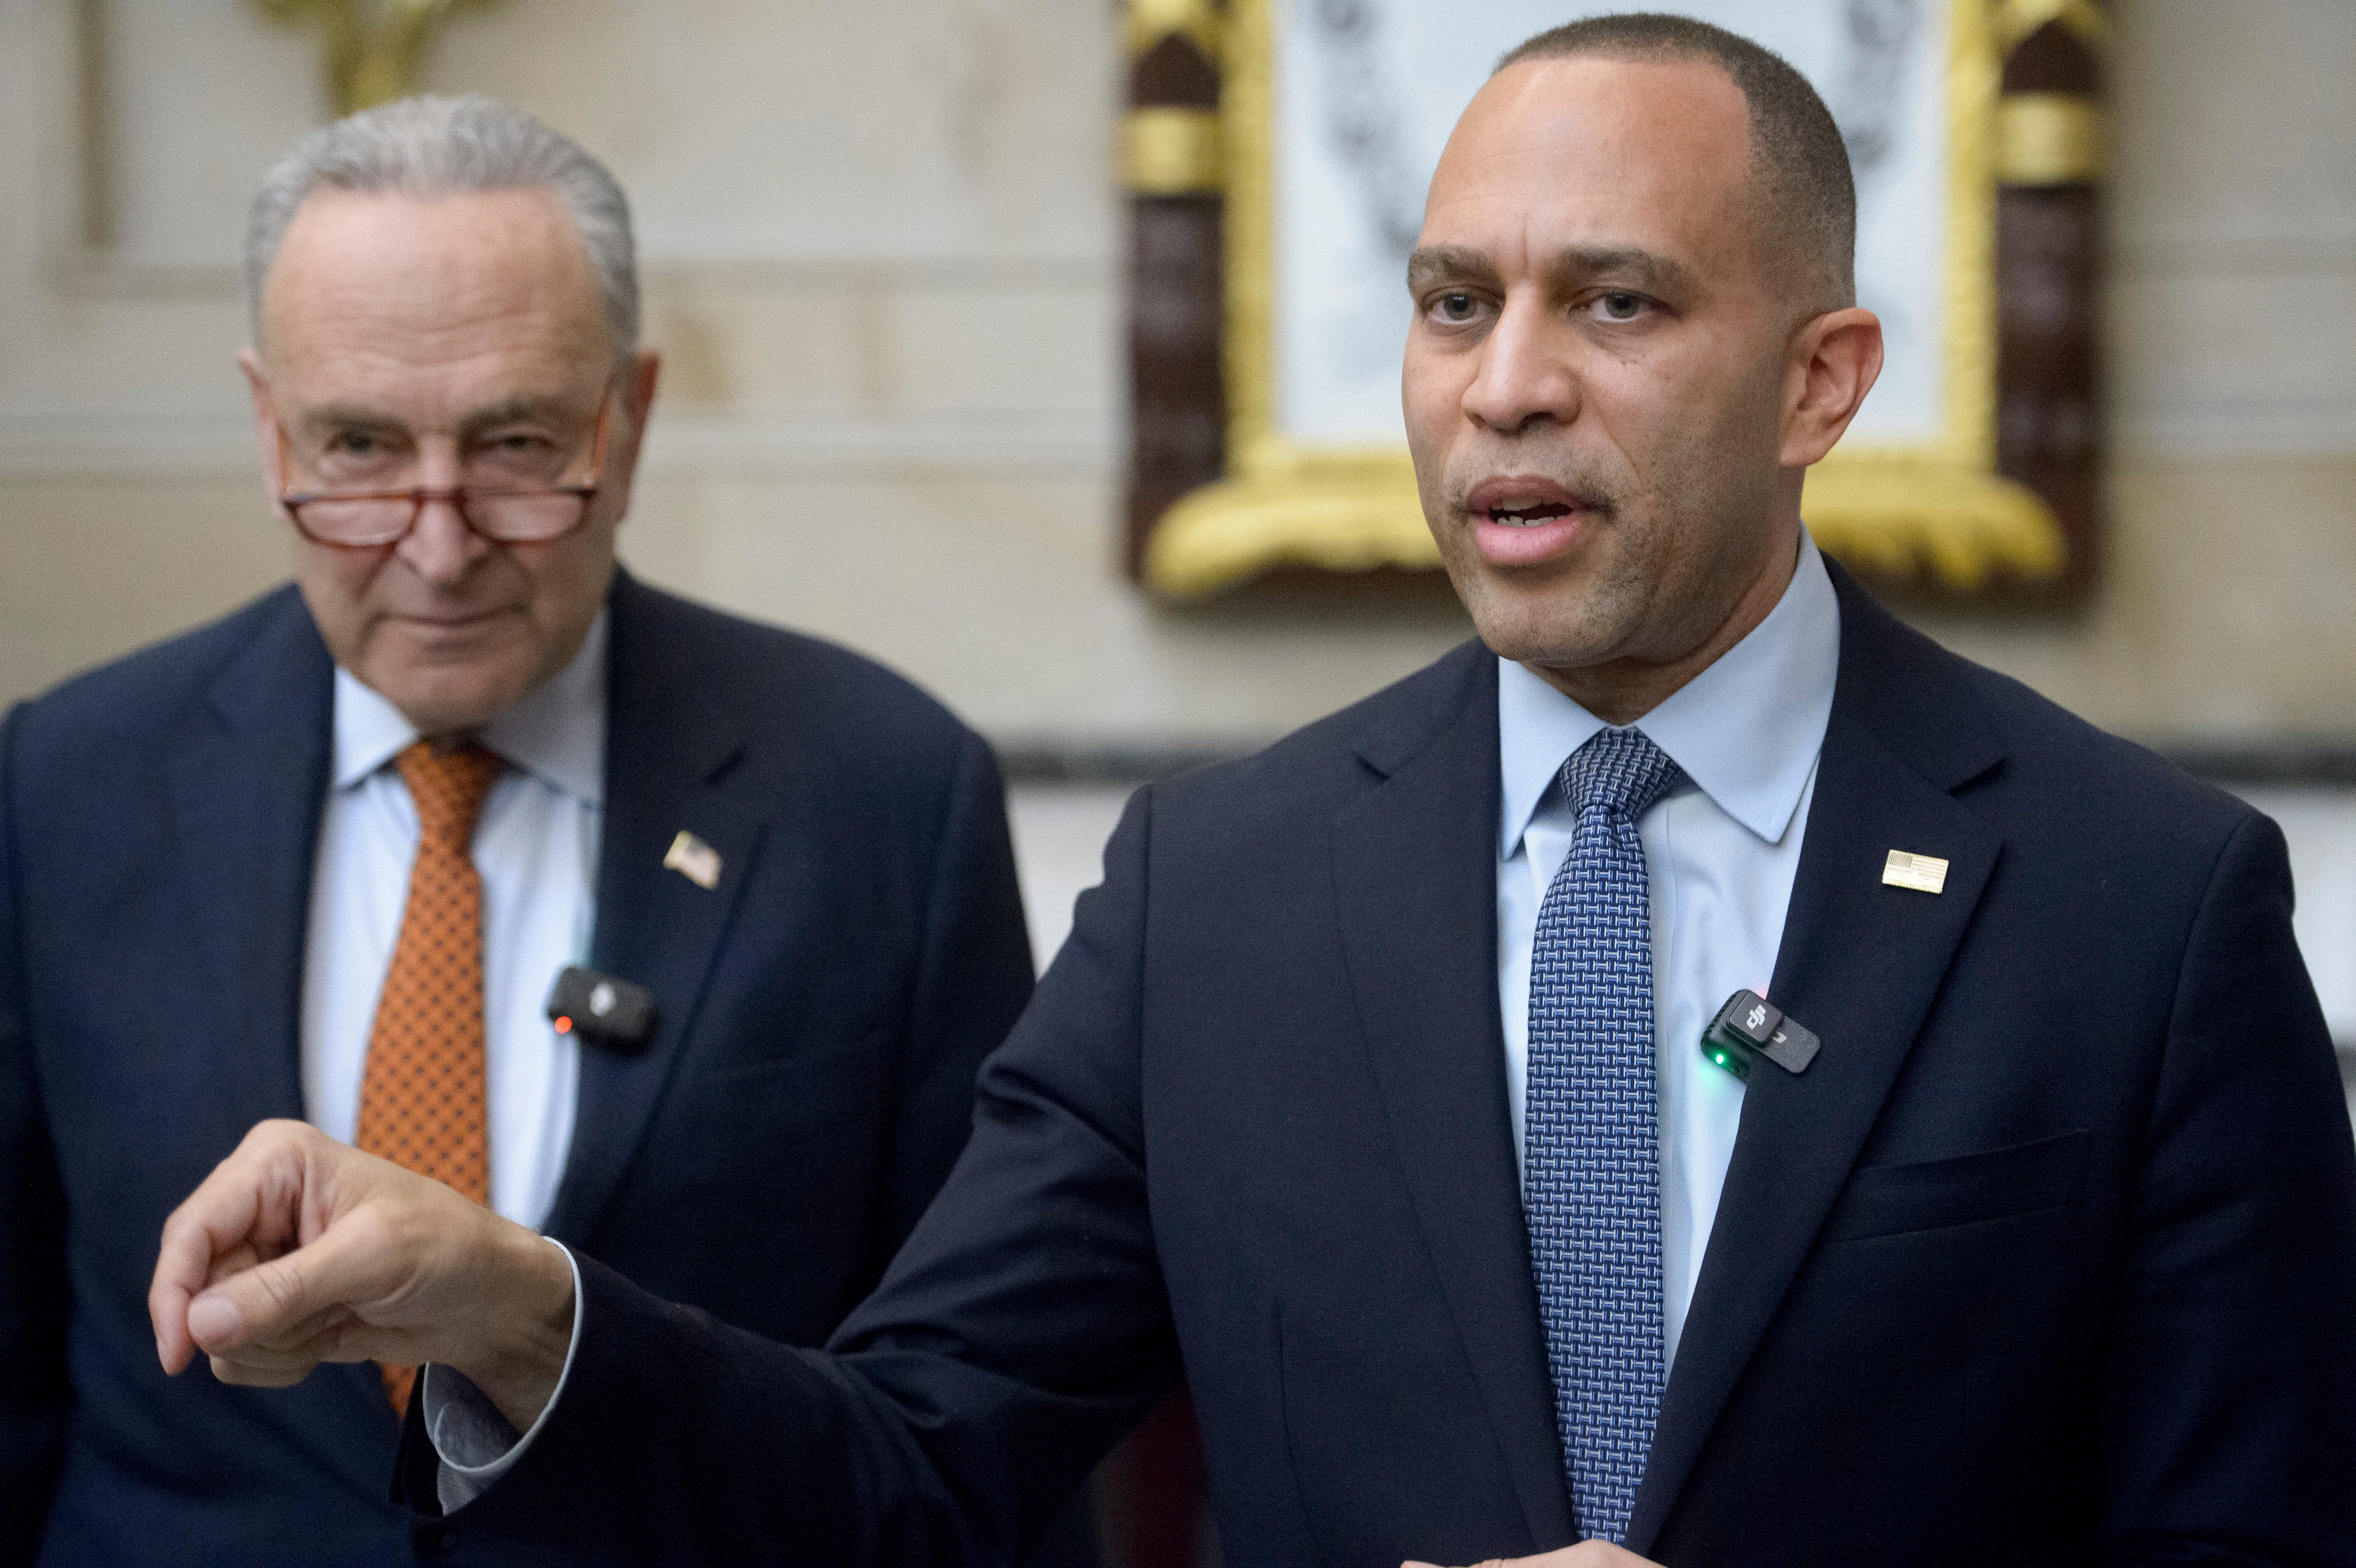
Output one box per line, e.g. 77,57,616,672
292,392,585,442
1547,245,1698,297
292,403,406,442
1406,245,1498,295
1405,242,1698,299
455,392,584,435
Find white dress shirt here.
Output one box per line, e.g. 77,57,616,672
1497,534,1839,1368
300,610,607,1230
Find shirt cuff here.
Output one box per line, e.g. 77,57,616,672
422,1237,584,1514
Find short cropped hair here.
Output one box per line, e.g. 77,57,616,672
1497,13,1855,309
246,94,638,360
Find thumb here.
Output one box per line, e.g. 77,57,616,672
186,1208,395,1356
186,1246,314,1354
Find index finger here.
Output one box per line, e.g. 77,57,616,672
149,1120,314,1373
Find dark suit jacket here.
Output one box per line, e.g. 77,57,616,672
425,565,2347,1565
0,573,1035,1566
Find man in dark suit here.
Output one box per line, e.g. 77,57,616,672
0,96,1036,1565
153,19,2356,1567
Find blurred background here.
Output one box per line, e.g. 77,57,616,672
0,4,2349,1556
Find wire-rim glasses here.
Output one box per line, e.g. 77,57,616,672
278,394,613,549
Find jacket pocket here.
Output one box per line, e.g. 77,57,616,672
1822,1129,2090,1242
691,1020,894,1094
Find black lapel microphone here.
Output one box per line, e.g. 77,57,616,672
545,966,658,1052
1701,989,1821,1080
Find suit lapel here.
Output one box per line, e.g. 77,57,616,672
161,595,408,1462
1627,567,2007,1552
541,577,776,1246
1331,646,1576,1551
164,590,334,1143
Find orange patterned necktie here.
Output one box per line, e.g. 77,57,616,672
354,739,505,1416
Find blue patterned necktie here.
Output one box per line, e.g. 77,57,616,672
1525,726,1684,1544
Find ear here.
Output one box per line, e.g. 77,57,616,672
1778,307,1884,468
602,346,663,521
238,346,292,515
624,345,661,427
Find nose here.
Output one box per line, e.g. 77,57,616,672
1460,292,1581,436
395,496,492,585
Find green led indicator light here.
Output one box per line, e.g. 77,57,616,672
1701,1031,1756,1081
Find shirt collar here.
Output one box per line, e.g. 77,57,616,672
331,608,608,806
1498,532,1841,858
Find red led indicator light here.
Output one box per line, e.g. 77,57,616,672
554,1016,573,1033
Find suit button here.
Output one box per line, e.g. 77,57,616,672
413,1518,458,1556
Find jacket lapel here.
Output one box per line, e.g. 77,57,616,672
162,594,407,1461
163,589,334,1144
1331,644,1576,1551
1627,566,2007,1552
541,576,776,1246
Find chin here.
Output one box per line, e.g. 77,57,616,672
373,668,529,736
1452,563,1630,672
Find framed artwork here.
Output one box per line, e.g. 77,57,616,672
1122,0,2108,601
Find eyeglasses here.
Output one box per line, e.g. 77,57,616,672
278,395,612,549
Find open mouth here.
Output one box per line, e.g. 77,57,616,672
1478,501,1576,528
1465,479,1602,567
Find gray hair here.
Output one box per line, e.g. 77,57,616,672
245,93,638,360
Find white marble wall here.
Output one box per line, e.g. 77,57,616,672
4,0,2353,744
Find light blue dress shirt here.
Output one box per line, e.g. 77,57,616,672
1497,534,1840,1368
299,611,608,1230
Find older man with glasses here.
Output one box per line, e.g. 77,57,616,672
0,95,1049,1566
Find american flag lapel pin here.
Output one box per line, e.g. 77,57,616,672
1881,849,1949,894
664,829,723,890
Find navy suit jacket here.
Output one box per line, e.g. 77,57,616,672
0,573,1035,1565
436,565,2349,1564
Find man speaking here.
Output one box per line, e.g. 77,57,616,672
150,18,2356,1566
0,97,1036,1563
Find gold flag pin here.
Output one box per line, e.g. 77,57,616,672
664,830,723,890
1882,849,1949,894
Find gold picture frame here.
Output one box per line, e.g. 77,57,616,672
1145,0,2066,598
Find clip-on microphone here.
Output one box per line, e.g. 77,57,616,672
1701,989,1820,1080
545,966,657,1052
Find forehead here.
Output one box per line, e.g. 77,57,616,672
1421,54,1754,276
261,186,608,393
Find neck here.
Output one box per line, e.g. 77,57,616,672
1527,530,1801,726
